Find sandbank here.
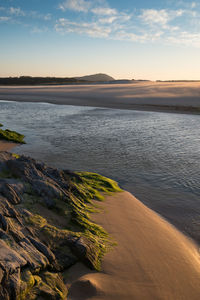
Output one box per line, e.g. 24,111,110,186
0,81,200,113
67,191,200,300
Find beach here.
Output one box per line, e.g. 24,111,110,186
0,140,18,151
67,192,200,300
0,81,200,113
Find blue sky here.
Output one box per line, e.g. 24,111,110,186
0,0,200,80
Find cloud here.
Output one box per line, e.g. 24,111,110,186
57,0,132,37
29,11,52,21
55,18,111,37
98,16,117,24
59,0,119,16
139,9,184,27
43,13,51,21
99,12,130,24
140,9,170,26
31,26,48,34
167,31,200,47
59,0,91,12
91,7,117,15
191,2,197,9
0,16,10,22
1,0,200,48
9,7,25,16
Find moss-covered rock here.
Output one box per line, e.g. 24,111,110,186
0,128,25,144
0,152,122,299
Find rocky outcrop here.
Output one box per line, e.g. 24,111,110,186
0,152,121,299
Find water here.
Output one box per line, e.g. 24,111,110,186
0,101,200,242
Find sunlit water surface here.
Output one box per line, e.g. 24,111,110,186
0,101,200,242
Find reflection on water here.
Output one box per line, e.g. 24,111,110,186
0,101,200,242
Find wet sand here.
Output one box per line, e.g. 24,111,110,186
0,141,18,151
0,81,200,113
67,192,200,300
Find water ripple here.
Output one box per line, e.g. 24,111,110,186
0,101,200,242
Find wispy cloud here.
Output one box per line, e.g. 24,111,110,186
139,9,170,26
9,7,25,16
91,7,117,15
55,1,200,48
31,26,48,34
115,30,164,43
167,31,200,47
1,1,200,48
137,7,200,46
0,16,10,22
29,11,52,21
98,16,117,24
55,18,111,37
191,2,197,8
59,0,91,12
59,0,120,17
139,9,184,28
57,0,132,38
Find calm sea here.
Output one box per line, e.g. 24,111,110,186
0,101,200,243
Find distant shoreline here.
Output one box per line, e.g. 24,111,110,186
1,78,200,87
0,81,200,115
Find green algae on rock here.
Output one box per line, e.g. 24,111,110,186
0,123,25,144
0,152,122,299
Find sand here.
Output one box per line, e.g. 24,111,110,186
67,192,200,300
0,81,200,113
0,141,18,151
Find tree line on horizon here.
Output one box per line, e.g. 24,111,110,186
0,76,86,85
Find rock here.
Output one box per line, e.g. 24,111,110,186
6,157,44,181
53,247,78,271
0,152,109,298
1,180,25,194
44,197,56,209
28,236,56,263
32,179,62,199
70,236,100,270
1,183,21,205
0,271,10,300
0,240,27,272
0,268,4,283
9,228,25,243
0,213,8,231
8,269,21,300
4,201,18,218
37,284,60,299
39,272,68,300
18,208,32,218
0,228,11,240
19,238,49,270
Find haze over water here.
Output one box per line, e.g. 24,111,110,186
0,100,200,242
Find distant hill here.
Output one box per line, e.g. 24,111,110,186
76,73,115,82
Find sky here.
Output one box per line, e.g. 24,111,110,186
0,0,200,80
